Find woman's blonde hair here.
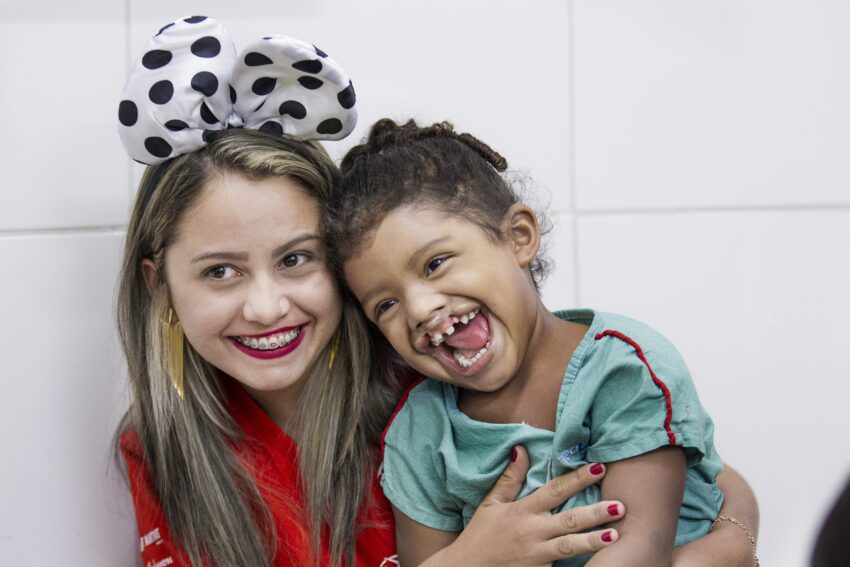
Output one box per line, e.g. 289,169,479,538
115,129,399,566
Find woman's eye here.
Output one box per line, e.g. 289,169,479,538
280,253,309,269
375,299,397,319
206,265,240,280
426,256,448,275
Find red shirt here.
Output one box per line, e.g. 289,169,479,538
120,379,398,566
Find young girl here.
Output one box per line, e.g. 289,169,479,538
331,119,739,566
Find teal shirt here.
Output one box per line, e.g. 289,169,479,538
380,310,723,565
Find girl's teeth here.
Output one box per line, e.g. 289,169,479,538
452,316,460,324
445,325,455,335
453,343,489,369
250,338,259,349
268,336,279,348
258,337,269,350
460,315,469,324
431,333,443,346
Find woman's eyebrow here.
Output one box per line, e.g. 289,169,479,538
191,251,249,263
190,235,322,264
270,234,322,258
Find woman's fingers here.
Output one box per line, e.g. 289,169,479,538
522,462,608,512
478,445,531,507
540,529,620,563
540,500,625,540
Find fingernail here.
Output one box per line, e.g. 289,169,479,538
511,447,518,462
601,530,613,543
589,463,604,475
607,503,620,517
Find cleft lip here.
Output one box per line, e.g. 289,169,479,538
417,307,483,351
232,323,305,340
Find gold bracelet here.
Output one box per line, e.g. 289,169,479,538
711,515,760,567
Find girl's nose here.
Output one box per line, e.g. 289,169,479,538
242,276,291,326
406,286,446,330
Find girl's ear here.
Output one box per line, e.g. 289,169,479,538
140,259,160,297
503,204,541,269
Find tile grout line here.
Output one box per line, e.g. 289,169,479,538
567,0,582,309
546,202,850,217
0,226,127,238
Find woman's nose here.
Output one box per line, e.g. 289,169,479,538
242,275,291,325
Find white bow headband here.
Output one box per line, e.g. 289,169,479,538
118,15,357,164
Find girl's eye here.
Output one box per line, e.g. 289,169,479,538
205,265,240,280
426,256,448,275
280,253,309,269
375,299,397,319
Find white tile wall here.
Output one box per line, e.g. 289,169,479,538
0,21,131,231
576,210,850,566
572,0,850,211
0,232,135,566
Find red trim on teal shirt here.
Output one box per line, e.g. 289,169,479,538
594,330,677,445
380,375,427,467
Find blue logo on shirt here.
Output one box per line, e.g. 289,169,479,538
559,442,587,465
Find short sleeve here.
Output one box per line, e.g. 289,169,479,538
584,327,712,466
380,381,465,532
119,431,195,566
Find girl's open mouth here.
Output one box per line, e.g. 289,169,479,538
428,309,493,375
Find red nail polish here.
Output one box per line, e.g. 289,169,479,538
607,504,620,516
511,447,518,462
589,463,604,475
601,530,613,543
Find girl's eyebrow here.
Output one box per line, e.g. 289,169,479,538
407,236,450,270
191,234,322,264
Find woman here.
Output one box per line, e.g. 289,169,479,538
114,16,759,567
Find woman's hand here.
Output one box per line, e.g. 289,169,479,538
420,446,623,567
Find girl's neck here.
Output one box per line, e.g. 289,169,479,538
458,306,587,431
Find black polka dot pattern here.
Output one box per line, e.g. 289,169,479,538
297,76,323,90
279,100,307,119
145,137,172,158
316,118,343,135
191,71,219,96
149,80,174,104
191,36,221,58
252,77,277,95
142,50,172,70
245,52,273,66
200,102,219,125
165,119,189,131
337,81,356,109
259,121,284,135
119,17,358,165
156,22,175,36
118,100,138,126
292,59,322,74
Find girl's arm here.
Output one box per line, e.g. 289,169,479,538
413,446,624,567
672,464,760,567
587,446,687,567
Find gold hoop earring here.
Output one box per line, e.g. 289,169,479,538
327,329,342,372
162,307,185,399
